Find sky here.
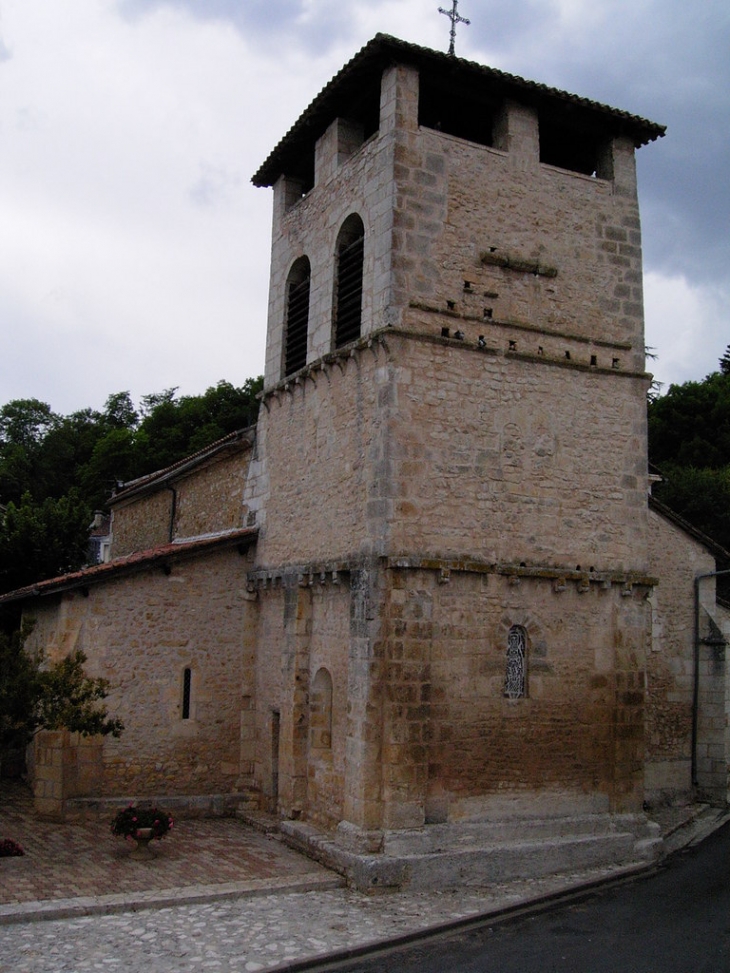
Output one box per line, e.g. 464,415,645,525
0,0,727,417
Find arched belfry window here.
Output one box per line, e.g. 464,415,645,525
283,256,311,377
504,626,527,699
333,214,364,349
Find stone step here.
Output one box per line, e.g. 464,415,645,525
402,831,642,891
281,815,663,892
381,813,658,855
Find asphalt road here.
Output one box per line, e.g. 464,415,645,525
314,821,730,973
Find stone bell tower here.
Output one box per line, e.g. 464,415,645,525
248,35,665,880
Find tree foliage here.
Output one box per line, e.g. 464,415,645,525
0,378,262,595
0,628,123,754
648,350,730,559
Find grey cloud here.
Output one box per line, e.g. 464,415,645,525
189,162,241,207
118,0,305,37
117,0,368,54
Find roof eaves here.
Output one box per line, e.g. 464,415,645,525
0,527,259,605
252,33,665,187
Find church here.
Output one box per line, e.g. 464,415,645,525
4,34,729,889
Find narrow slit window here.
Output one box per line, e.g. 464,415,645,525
283,256,311,377
334,214,364,348
182,667,192,720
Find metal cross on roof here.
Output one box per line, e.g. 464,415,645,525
439,0,470,56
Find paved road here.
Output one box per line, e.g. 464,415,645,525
319,821,730,973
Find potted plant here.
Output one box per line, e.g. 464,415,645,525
111,804,173,859
0,839,24,857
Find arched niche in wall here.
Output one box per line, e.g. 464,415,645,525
310,667,333,750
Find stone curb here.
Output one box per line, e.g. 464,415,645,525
0,873,343,926
263,860,656,973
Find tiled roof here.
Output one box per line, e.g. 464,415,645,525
110,427,255,506
0,527,258,605
252,33,665,187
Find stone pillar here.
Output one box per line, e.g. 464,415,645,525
380,572,432,830
342,566,385,832
610,136,638,198
379,63,419,139
239,591,258,789
315,118,366,187
497,100,540,173
277,581,312,818
31,729,103,820
607,592,650,811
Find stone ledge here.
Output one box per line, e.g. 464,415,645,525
64,793,249,822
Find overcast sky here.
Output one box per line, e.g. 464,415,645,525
0,0,727,416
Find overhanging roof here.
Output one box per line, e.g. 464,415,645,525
0,527,258,605
252,33,665,188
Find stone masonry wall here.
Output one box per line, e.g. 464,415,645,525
263,66,406,387
23,548,254,800
30,730,104,820
111,490,172,558
254,348,390,566
173,449,252,539
254,335,647,573
111,448,252,557
379,566,650,825
645,508,714,803
250,577,351,829
390,86,645,370
386,331,649,571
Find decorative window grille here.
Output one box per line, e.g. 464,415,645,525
182,667,192,720
504,626,526,699
284,257,311,377
334,215,364,348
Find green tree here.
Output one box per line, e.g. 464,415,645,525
720,344,730,376
0,491,91,593
0,376,263,596
0,628,123,756
648,358,730,588
648,370,730,470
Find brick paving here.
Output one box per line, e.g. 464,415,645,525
0,782,337,909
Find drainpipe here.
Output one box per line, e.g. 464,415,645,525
166,484,177,543
692,568,730,786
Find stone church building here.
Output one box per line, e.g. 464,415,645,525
4,35,729,887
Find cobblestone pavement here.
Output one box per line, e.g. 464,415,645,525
0,867,650,973
0,782,720,973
